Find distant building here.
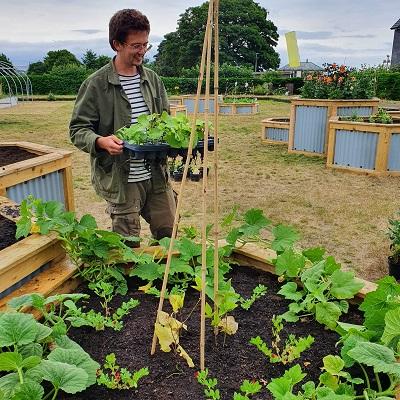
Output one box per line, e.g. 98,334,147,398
391,18,400,67
278,59,323,78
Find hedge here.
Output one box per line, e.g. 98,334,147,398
375,71,400,101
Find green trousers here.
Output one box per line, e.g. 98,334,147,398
106,180,176,241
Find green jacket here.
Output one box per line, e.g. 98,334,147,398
69,60,170,203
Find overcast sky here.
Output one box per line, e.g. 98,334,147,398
0,0,397,70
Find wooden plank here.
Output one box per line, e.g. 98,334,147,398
0,157,72,189
375,129,390,172
62,166,75,211
0,256,79,312
326,124,336,166
0,241,64,293
0,153,61,176
288,103,296,151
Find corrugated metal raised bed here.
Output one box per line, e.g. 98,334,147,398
261,117,290,144
181,95,223,114
218,102,259,115
327,116,400,175
288,98,379,156
0,141,74,210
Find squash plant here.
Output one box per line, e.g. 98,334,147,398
0,312,99,400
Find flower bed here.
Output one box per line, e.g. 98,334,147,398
218,101,258,115
327,115,400,175
289,63,379,156
170,104,187,117
181,94,223,114
0,141,74,210
261,117,290,144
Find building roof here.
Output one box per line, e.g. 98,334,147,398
391,18,400,30
278,60,323,72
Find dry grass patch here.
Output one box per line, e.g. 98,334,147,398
0,99,399,281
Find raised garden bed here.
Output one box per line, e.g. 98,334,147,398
261,117,290,144
288,98,379,156
327,116,400,175
218,101,259,115
182,95,223,114
0,141,75,210
58,264,365,400
170,104,188,117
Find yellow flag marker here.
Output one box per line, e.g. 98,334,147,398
285,31,300,67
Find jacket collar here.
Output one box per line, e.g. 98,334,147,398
107,58,149,85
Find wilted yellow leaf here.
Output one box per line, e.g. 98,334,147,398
218,315,238,335
177,345,194,368
154,323,174,352
169,293,185,312
138,282,153,293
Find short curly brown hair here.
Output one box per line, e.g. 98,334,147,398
109,9,150,51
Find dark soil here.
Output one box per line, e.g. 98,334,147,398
0,146,38,168
0,215,18,250
59,266,363,400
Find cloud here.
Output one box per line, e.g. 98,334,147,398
71,29,103,35
279,30,334,40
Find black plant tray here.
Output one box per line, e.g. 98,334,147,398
123,138,215,159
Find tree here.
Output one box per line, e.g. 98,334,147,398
43,49,80,72
27,61,47,74
154,0,280,76
82,50,111,71
0,53,12,67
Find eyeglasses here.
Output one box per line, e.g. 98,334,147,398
122,42,153,52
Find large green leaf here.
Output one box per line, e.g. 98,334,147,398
12,381,44,400
0,313,37,347
271,225,300,254
158,258,194,276
323,355,345,376
38,360,88,394
277,282,303,301
315,302,341,329
302,247,326,262
381,308,400,347
347,342,400,377
275,248,306,278
129,261,163,281
0,353,22,372
330,270,364,299
0,373,20,397
48,348,99,387
340,331,369,367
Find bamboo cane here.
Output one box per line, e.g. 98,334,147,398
212,0,220,336
150,0,214,356
200,0,214,371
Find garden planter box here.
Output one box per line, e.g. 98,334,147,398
218,102,259,115
261,117,290,144
170,104,188,117
288,98,379,156
326,116,400,175
169,96,184,106
0,141,75,210
181,94,223,114
0,196,78,309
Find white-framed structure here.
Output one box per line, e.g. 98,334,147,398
0,61,32,108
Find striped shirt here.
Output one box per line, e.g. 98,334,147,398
119,73,151,183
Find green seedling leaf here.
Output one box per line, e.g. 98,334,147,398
323,355,346,376
239,379,262,395
0,373,20,398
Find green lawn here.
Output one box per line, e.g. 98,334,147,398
0,98,399,281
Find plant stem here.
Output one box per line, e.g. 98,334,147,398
17,367,24,384
43,388,55,400
374,371,382,393
51,388,59,400
359,363,371,389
